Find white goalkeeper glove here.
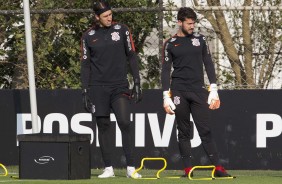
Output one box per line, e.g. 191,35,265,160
163,90,176,114
208,84,220,109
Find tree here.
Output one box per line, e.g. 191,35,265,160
0,1,23,88
1,0,167,89
194,0,282,89
3,1,280,89
2,0,93,89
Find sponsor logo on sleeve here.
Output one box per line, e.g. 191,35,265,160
125,31,132,51
82,40,87,59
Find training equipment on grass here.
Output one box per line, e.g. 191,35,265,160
133,157,235,180
189,165,235,180
132,157,167,179
165,165,216,180
0,163,8,176
188,165,216,180
211,167,236,180
187,165,235,180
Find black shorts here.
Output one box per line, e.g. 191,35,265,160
89,84,130,116
171,90,209,123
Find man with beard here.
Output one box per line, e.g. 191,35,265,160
161,7,232,178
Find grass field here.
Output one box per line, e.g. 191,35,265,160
1,166,282,184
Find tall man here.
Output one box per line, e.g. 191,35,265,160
80,0,142,178
161,7,231,177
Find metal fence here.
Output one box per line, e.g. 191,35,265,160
0,2,281,89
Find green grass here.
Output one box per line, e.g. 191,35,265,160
1,166,282,184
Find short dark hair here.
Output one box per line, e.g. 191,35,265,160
93,0,111,15
177,7,197,21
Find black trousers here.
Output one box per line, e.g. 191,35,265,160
172,90,220,168
95,96,135,167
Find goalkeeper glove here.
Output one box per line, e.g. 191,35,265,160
82,89,95,113
208,84,220,109
131,82,142,103
163,90,176,114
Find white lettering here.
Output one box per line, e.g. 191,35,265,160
17,113,41,135
111,114,121,147
148,113,174,147
16,113,41,146
135,113,145,147
256,114,282,148
190,115,201,148
16,113,202,148
43,113,68,133
96,124,99,147
71,113,94,144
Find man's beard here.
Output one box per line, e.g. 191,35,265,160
182,27,193,36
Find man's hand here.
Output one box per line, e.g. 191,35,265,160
163,90,176,115
82,89,95,113
131,83,142,103
208,84,220,110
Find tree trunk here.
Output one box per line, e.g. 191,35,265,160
242,0,255,88
11,53,29,89
203,0,243,86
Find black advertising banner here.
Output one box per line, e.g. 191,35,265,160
0,89,282,170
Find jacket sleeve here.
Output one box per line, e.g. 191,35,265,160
123,25,140,83
202,36,217,84
161,39,172,91
80,33,91,89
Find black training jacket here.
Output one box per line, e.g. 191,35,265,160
80,22,140,89
161,33,216,91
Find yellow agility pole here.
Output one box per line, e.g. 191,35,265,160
132,157,167,179
0,163,8,176
211,167,236,179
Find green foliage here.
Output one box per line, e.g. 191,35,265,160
142,55,160,89
0,1,24,88
1,0,175,89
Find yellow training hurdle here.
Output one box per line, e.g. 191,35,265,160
131,157,167,179
188,165,216,180
211,167,236,180
133,157,235,180
0,163,8,176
